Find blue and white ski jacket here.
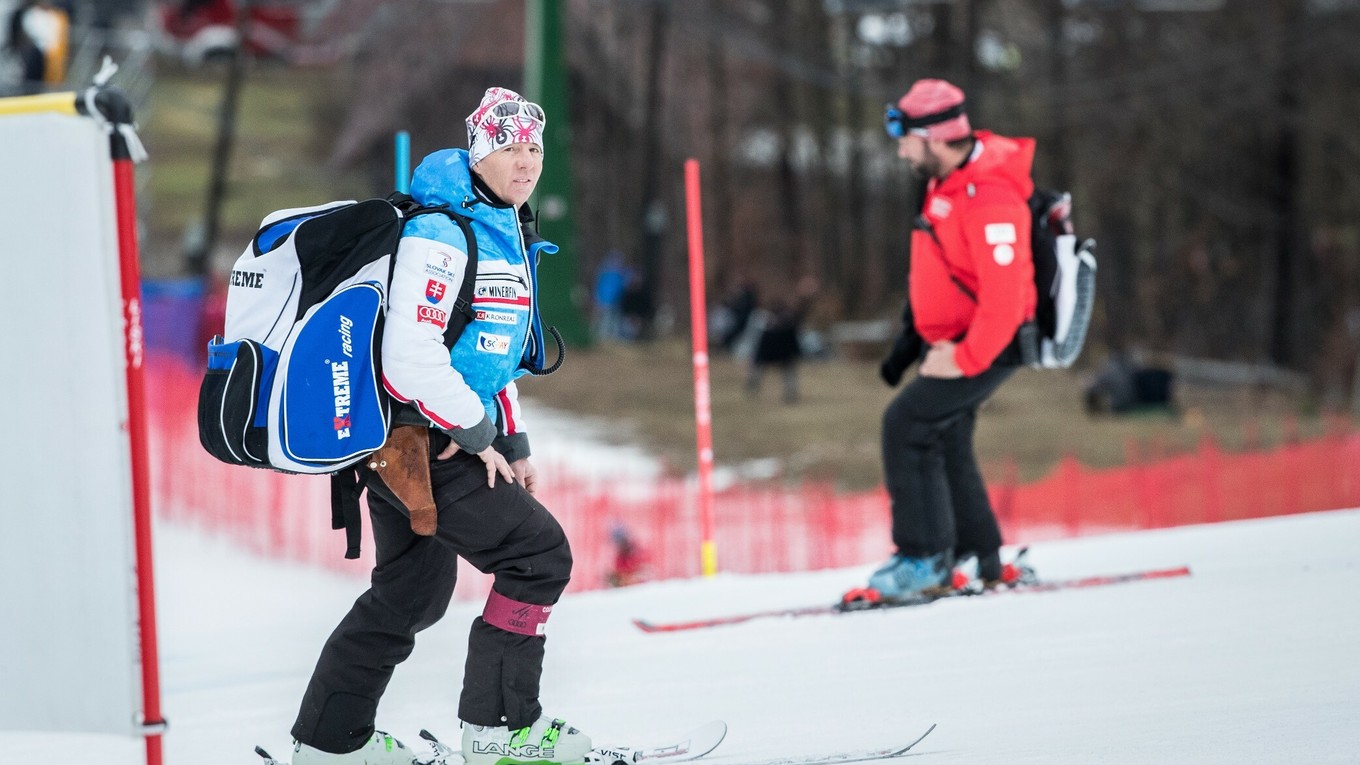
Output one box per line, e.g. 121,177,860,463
381,148,557,457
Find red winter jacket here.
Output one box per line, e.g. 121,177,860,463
908,131,1037,377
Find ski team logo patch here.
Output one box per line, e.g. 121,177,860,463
477,332,511,355
425,279,447,303
984,223,1017,244
985,223,1018,266
928,197,953,219
417,305,448,329
475,284,529,305
476,308,517,325
424,249,459,282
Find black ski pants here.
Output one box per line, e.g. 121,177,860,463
881,362,1017,561
291,432,572,754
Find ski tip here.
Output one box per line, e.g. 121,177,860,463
632,619,658,632
685,720,728,759
700,719,728,743
891,723,937,756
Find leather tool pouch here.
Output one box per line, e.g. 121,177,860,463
368,424,437,536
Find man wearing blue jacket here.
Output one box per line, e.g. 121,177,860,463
288,87,590,765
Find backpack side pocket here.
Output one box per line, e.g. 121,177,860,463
198,338,279,466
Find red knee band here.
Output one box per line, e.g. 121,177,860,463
483,590,552,636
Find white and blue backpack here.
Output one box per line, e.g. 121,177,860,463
197,194,478,475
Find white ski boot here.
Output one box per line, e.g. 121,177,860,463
462,716,592,765
288,730,418,764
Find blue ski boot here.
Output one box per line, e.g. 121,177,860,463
866,551,954,601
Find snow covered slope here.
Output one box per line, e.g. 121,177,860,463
5,509,1359,764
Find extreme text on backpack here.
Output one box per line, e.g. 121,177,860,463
196,193,478,475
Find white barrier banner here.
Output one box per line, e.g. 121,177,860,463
0,111,142,736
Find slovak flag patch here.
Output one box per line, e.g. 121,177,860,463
425,279,447,304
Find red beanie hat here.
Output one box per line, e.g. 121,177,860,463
896,79,971,141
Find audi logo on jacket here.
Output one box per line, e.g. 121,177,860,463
909,131,1038,377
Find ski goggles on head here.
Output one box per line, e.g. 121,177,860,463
491,99,546,123
884,101,967,138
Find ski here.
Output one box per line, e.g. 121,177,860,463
737,723,936,765
257,722,726,765
587,720,729,764
633,563,1191,633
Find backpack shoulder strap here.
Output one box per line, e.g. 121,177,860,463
386,192,480,350
912,184,977,304
438,212,478,349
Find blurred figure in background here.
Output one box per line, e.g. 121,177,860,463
862,78,1036,603
591,249,628,341
2,1,46,94
619,269,653,342
605,524,649,588
747,276,818,405
717,277,759,355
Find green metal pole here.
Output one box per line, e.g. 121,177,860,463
525,0,590,347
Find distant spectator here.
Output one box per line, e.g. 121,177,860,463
3,2,45,94
619,270,653,342
18,1,68,85
718,278,758,355
747,276,817,405
605,524,648,588
592,250,628,341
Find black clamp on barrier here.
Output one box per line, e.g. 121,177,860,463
75,56,147,163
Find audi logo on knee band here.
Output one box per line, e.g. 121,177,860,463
483,590,552,636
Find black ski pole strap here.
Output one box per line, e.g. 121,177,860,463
329,467,368,560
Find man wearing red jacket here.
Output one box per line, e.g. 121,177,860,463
866,78,1036,601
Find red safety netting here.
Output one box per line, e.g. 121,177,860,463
148,353,1360,598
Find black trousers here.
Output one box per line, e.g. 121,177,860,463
881,363,1017,561
291,434,573,754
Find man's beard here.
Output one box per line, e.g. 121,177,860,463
908,144,944,178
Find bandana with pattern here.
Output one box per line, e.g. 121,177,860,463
465,87,546,166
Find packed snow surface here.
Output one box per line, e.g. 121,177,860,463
6,508,1360,764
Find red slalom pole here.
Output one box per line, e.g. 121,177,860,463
115,156,165,765
684,158,717,577
87,87,165,765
